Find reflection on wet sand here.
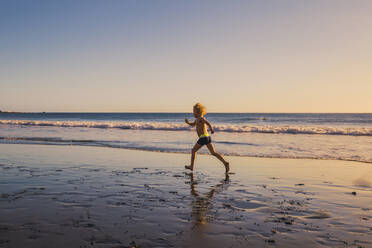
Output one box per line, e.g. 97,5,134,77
188,173,230,229
2,144,372,248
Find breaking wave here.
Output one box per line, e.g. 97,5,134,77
1,120,372,136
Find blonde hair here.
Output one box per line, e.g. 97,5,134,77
193,103,206,116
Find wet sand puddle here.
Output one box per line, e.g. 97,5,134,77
0,160,372,248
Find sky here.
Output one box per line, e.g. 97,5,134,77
0,0,371,113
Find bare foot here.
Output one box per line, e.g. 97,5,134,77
224,162,230,173
185,165,193,171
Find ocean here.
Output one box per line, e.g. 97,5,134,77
1,113,371,163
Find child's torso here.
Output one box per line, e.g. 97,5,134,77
195,118,208,137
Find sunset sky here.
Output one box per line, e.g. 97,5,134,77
1,0,371,112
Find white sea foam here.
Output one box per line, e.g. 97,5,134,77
1,120,372,136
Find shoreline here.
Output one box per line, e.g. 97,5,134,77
1,141,372,165
0,144,371,247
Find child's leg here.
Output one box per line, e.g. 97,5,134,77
206,143,230,173
185,143,202,171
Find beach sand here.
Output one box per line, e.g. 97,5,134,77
0,143,371,248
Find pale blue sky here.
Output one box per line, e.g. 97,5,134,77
1,0,371,112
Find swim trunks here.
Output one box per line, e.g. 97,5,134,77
197,135,211,146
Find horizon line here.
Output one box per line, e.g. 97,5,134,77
1,111,371,114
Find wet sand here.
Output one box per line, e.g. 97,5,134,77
0,143,371,248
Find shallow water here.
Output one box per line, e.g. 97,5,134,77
1,112,372,163
1,124,372,164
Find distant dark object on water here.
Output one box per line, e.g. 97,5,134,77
0,111,46,114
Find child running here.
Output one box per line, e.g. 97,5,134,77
185,103,230,173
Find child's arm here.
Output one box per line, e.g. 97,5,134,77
185,118,196,127
203,117,215,134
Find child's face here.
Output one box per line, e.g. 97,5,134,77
193,108,200,118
